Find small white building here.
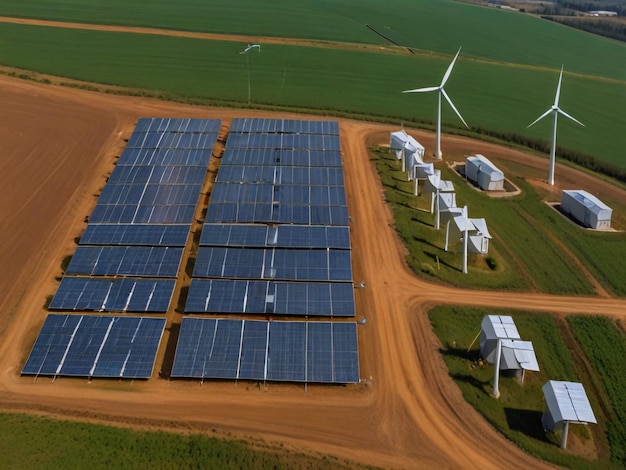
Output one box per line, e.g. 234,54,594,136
390,130,425,170
561,190,612,229
480,315,539,397
542,380,597,449
467,218,492,255
465,154,505,191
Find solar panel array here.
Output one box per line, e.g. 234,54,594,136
176,118,359,384
23,118,222,380
171,318,359,383
22,314,166,379
50,118,221,313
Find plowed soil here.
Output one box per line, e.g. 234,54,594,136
1,32,625,470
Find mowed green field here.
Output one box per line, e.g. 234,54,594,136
0,1,625,169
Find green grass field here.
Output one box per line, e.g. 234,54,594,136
0,413,362,470
371,148,626,295
0,1,625,169
429,306,623,468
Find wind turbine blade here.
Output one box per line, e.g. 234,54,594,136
402,86,439,93
441,47,462,87
554,66,564,107
441,89,469,129
558,108,585,127
527,108,553,128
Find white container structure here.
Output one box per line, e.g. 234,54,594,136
480,315,539,398
467,218,491,255
561,190,612,229
422,170,455,229
389,130,425,172
465,154,505,191
412,163,434,195
542,380,596,449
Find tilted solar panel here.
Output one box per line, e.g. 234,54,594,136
21,315,166,379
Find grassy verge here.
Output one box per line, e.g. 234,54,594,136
0,413,366,470
370,148,609,294
428,306,616,469
567,316,626,466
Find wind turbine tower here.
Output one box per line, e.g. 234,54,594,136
403,48,469,160
240,44,261,104
528,66,584,186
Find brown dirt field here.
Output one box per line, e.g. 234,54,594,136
1,74,626,469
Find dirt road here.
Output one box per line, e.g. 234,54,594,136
0,74,625,469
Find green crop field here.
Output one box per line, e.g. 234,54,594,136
567,316,626,466
0,1,625,170
429,306,621,468
0,413,361,470
370,148,626,294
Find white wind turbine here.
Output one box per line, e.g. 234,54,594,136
240,44,261,104
403,47,469,160
528,66,584,186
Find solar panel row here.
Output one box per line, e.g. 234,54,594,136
50,277,175,312
108,165,207,186
22,315,166,379
221,148,342,167
199,224,350,249
171,318,359,383
206,202,349,226
226,133,340,151
117,148,213,167
216,165,345,186
185,279,355,316
66,246,184,278
193,247,352,281
230,118,339,135
80,224,189,247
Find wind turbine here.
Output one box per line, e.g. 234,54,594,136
528,66,584,186
403,47,469,160
240,44,261,104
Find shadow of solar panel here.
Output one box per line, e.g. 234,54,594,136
21,315,166,378
267,321,306,381
238,320,269,380
49,277,174,312
80,224,189,246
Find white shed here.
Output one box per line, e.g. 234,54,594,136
467,218,491,255
561,190,612,229
480,315,539,397
466,154,505,191
390,130,425,170
542,380,597,449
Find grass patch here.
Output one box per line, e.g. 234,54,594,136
567,316,626,466
0,412,365,470
429,306,616,469
371,148,605,294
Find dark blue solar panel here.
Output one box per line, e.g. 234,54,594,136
49,277,174,312
332,322,360,383
199,224,350,249
90,203,196,224
202,319,243,379
238,320,269,380
193,247,352,281
21,315,166,378
80,224,189,246
171,319,358,383
66,246,183,278
170,318,218,378
306,322,333,382
185,280,354,316
267,321,306,381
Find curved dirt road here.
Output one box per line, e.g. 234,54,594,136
0,75,625,469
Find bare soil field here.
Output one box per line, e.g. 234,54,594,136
1,74,625,469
